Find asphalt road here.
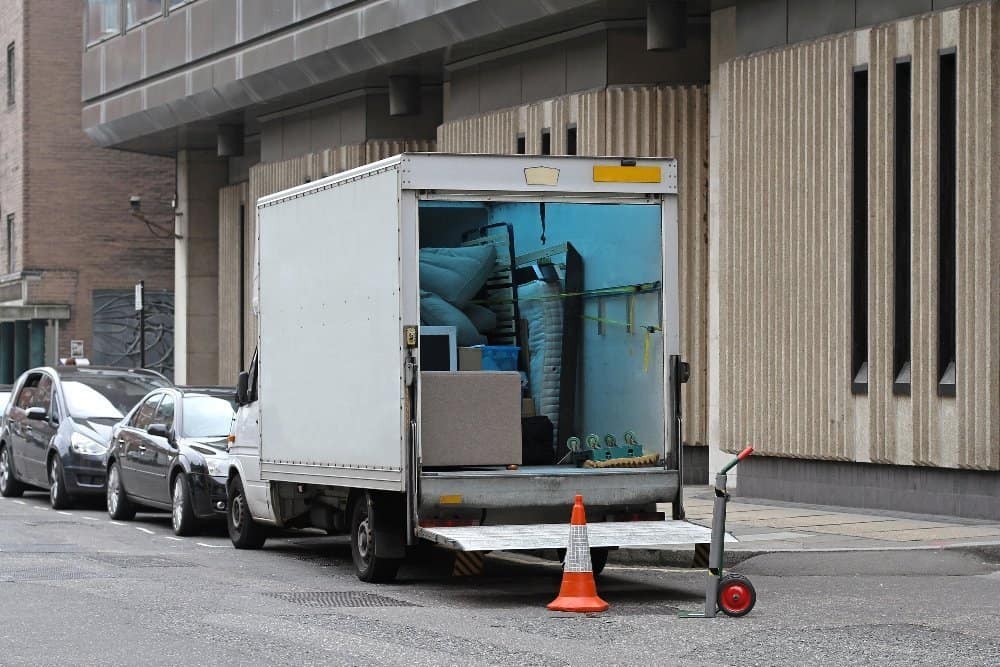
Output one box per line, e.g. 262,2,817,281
2,491,1000,666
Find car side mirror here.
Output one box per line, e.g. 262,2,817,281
147,423,173,443
25,407,48,422
236,371,250,406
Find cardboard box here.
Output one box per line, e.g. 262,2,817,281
458,346,482,371
421,371,522,466
521,398,536,417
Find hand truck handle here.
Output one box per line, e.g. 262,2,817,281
719,445,754,475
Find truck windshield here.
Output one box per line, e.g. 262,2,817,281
62,376,170,420
181,395,236,438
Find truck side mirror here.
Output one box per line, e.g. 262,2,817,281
236,371,250,406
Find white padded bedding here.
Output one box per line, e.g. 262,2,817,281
518,280,563,444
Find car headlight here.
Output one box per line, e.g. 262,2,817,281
204,456,229,477
71,432,107,456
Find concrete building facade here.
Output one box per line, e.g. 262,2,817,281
0,0,175,381
80,0,1000,517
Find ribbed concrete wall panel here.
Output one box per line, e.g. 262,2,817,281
955,2,999,469
438,85,711,448
720,35,853,462
218,182,247,383
719,2,999,469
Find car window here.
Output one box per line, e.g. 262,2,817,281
32,375,53,410
62,374,170,419
14,373,43,411
181,395,236,438
153,394,175,430
131,395,161,430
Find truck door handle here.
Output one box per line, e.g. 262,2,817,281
138,445,147,452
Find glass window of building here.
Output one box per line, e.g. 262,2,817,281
168,0,190,8
86,0,121,44
127,0,164,28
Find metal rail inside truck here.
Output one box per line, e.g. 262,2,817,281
226,153,717,582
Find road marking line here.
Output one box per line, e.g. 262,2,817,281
196,542,229,548
163,536,182,541
110,521,125,526
135,527,155,534
82,516,99,521
33,506,49,511
13,500,25,505
57,511,72,516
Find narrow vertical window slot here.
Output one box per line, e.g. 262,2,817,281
566,125,578,156
851,67,869,394
540,128,551,155
5,214,13,273
516,134,526,155
938,51,957,397
893,58,912,396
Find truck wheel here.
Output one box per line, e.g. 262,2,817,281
227,476,267,549
350,492,401,583
718,573,756,617
0,445,24,498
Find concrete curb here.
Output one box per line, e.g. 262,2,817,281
607,540,1000,568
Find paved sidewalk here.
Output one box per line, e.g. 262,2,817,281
613,486,1000,566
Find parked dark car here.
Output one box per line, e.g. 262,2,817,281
105,386,236,536
0,366,172,508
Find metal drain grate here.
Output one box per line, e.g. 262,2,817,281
84,554,196,568
264,591,417,608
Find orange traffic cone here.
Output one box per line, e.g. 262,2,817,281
547,494,609,613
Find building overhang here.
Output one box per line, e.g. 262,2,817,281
0,305,71,322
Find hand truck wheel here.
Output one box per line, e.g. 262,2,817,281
717,573,756,617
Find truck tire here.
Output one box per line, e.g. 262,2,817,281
350,491,402,583
227,476,267,549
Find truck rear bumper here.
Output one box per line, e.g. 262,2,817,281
419,465,678,513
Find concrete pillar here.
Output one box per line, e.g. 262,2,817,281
707,7,736,482
175,150,228,385
0,322,14,384
13,320,30,377
29,320,46,368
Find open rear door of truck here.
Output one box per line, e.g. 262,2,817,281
256,163,408,491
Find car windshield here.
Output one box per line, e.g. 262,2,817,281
63,375,171,420
181,395,236,439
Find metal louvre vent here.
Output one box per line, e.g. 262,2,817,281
264,591,417,608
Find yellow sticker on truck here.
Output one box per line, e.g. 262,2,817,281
593,165,662,183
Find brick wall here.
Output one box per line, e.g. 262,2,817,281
19,2,175,359
0,0,25,276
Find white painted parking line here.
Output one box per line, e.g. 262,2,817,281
82,516,99,521
13,500,25,505
196,542,229,549
57,511,72,516
163,536,182,541
33,506,49,511
110,521,125,526
135,527,155,534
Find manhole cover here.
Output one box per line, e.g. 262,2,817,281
263,591,417,608
84,554,195,568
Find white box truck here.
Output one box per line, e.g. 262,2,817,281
226,153,717,582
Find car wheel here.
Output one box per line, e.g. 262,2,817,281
350,492,401,583
106,461,136,521
0,445,24,498
48,457,73,510
227,476,266,549
171,473,199,537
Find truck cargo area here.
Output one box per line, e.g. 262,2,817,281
416,196,677,518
